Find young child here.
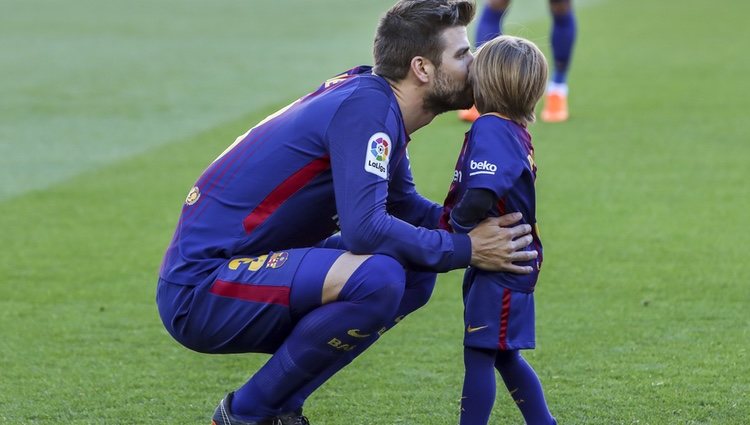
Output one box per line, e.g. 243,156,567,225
440,35,556,425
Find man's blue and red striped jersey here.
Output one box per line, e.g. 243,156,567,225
440,114,543,293
160,66,472,286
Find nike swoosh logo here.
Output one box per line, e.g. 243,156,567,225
466,325,489,333
347,329,371,338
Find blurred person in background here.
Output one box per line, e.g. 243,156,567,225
459,0,576,123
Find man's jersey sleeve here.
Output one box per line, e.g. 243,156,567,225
386,149,442,229
464,119,526,198
326,86,470,272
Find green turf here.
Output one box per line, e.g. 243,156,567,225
1,0,749,423
0,0,386,200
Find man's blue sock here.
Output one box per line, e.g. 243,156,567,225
230,255,405,421
495,350,556,425
278,271,437,413
476,4,506,47
460,347,497,425
550,8,577,84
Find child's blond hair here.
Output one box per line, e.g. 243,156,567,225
472,35,548,126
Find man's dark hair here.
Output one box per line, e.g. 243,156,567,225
373,0,476,81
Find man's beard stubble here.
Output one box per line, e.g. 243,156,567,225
423,70,474,115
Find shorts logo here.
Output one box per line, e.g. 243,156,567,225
185,186,201,205
265,251,289,269
466,324,489,333
468,160,498,176
364,132,391,179
347,329,371,338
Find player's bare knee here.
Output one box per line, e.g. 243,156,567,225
322,252,372,304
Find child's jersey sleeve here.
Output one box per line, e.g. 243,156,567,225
449,188,497,233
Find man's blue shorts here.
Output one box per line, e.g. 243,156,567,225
462,268,536,351
157,247,344,354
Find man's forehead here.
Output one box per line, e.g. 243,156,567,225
440,26,470,53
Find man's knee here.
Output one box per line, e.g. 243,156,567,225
339,254,405,321
403,271,437,312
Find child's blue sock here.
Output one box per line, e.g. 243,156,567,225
495,350,556,425
459,347,497,425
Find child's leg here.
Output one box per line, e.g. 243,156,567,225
495,350,556,425
460,347,497,425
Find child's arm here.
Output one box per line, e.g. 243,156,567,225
449,188,498,233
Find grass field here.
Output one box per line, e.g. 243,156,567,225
1,0,749,423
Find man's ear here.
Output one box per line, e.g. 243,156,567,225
410,56,435,84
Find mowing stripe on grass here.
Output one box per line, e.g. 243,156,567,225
0,0,606,202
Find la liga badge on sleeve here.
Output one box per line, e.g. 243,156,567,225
364,132,391,179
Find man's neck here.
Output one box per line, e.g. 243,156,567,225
387,78,435,135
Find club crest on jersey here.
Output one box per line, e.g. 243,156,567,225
185,186,201,205
364,132,390,179
265,251,289,269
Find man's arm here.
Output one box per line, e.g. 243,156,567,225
386,150,442,229
467,214,536,273
451,190,537,273
327,85,535,273
327,88,470,272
